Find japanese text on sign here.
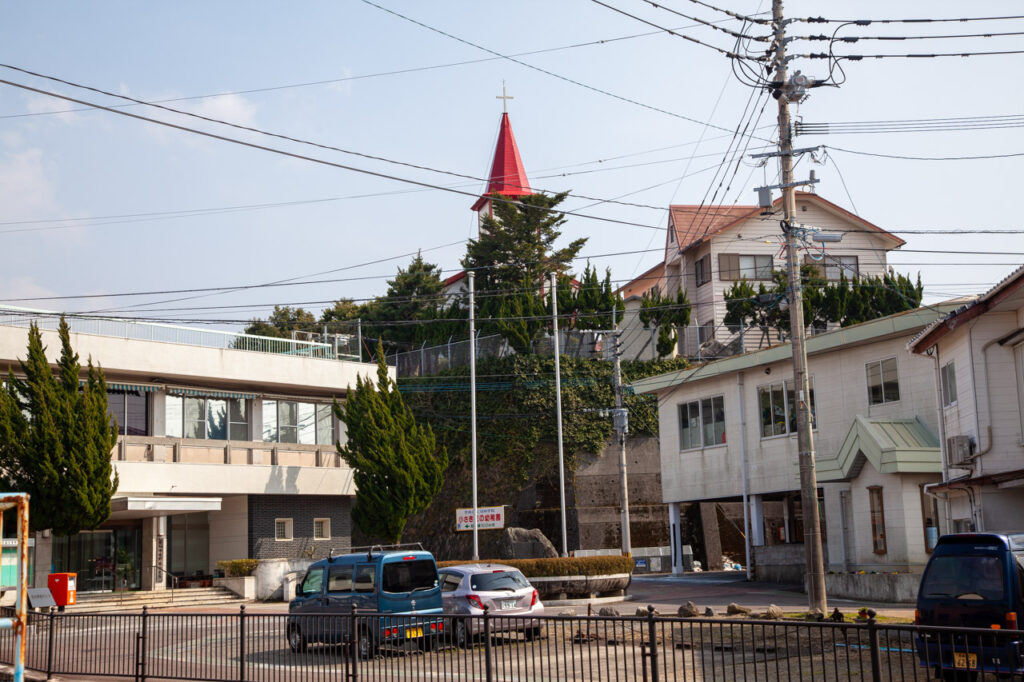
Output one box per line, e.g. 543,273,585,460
456,506,505,531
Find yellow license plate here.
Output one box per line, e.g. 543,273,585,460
405,627,423,639
953,652,978,670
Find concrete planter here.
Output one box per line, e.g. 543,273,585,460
823,573,920,603
528,573,631,601
214,576,255,600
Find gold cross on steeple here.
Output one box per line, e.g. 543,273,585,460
496,81,513,113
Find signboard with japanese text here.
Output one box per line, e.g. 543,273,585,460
456,507,505,531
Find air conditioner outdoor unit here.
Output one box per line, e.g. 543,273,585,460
947,435,974,467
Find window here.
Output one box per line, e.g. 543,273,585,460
106,389,149,436
262,401,335,444
719,253,773,281
275,518,293,541
758,379,816,438
440,571,462,592
166,395,248,440
327,564,353,592
941,362,957,407
300,568,323,595
313,518,331,540
694,254,711,287
678,396,726,450
869,487,886,554
920,484,940,553
382,560,437,594
354,565,376,593
866,358,900,405
825,255,858,281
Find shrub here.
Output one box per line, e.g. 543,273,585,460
217,559,260,577
437,556,633,577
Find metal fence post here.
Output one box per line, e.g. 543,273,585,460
140,605,148,682
866,610,881,682
45,607,55,680
238,605,246,682
483,605,493,682
647,605,660,682
350,605,359,682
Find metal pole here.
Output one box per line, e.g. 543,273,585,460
551,272,569,557
612,330,631,556
356,318,362,362
738,373,752,580
774,0,827,614
469,271,480,561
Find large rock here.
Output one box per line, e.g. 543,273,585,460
598,607,620,617
726,603,751,616
764,604,784,619
497,527,558,559
678,601,700,618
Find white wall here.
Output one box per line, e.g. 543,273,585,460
115,461,355,496
208,495,249,573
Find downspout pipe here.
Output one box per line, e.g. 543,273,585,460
738,372,752,580
925,345,955,531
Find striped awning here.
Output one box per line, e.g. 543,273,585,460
167,387,258,401
79,380,160,393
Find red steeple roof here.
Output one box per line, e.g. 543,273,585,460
471,112,531,212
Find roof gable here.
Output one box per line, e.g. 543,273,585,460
817,415,941,481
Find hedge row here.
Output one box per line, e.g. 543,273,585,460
217,559,260,577
436,556,633,578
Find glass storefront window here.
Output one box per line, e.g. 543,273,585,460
229,399,247,441
206,399,227,440
185,398,206,439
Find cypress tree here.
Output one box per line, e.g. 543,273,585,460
334,342,447,543
0,318,118,534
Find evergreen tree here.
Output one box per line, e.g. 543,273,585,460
0,319,119,534
334,342,447,543
363,252,447,345
639,286,691,358
243,305,318,338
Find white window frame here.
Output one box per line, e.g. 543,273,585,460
941,361,957,407
758,378,816,439
865,357,900,406
275,518,294,541
313,518,331,541
677,396,726,452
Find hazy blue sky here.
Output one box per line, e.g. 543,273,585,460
1,1,1021,328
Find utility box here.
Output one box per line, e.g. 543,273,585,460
47,572,77,607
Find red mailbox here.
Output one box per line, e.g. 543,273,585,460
47,572,77,607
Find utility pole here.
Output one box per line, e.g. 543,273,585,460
609,329,631,557
550,272,569,557
773,0,827,614
469,271,479,561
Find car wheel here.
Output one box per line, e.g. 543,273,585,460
455,619,473,649
418,635,437,653
357,628,377,660
524,626,543,642
287,625,307,653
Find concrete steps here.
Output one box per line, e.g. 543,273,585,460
65,586,247,613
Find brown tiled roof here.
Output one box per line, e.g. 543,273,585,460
668,204,759,254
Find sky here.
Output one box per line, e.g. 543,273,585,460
0,0,1022,331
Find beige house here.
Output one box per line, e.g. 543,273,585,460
909,265,1024,533
0,308,378,593
631,304,959,598
618,192,906,362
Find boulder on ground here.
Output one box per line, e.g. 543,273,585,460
764,604,784,619
635,607,660,617
704,607,715,617
805,608,825,622
598,607,620,617
677,601,700,618
726,603,751,615
497,527,558,559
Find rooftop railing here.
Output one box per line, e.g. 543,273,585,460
0,306,363,362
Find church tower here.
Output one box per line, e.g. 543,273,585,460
471,86,531,233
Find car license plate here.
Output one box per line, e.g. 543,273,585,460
501,599,517,610
953,652,978,669
405,627,423,639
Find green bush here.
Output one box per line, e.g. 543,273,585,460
217,559,260,577
436,556,633,577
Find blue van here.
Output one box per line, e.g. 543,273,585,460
287,547,443,658
916,532,1024,678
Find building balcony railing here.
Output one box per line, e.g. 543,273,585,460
112,435,345,468
0,305,362,362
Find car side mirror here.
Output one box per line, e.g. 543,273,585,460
295,585,305,597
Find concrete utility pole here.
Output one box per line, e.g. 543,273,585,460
550,273,569,557
469,271,479,561
610,329,632,557
773,0,827,614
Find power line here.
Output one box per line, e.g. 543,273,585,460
639,0,771,42
0,76,678,236
358,0,771,138
796,14,1024,25
801,48,1024,59
589,0,767,60
826,145,1024,161
797,113,1024,136
795,30,1024,42
679,0,770,26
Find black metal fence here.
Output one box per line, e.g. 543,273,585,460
1,605,1022,681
